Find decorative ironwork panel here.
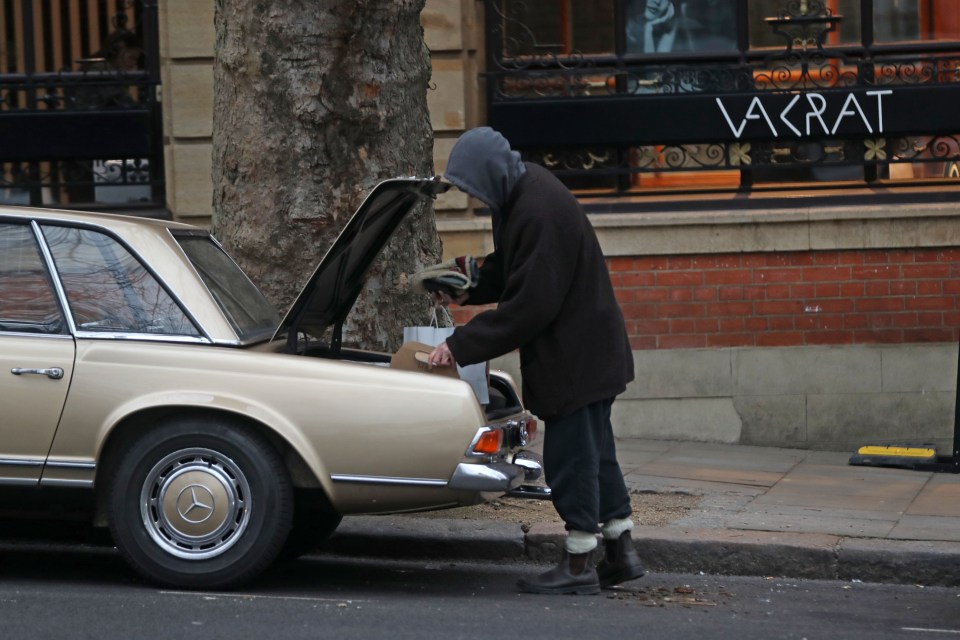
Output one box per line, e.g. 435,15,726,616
0,0,162,210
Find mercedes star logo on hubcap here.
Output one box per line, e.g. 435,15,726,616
176,484,216,523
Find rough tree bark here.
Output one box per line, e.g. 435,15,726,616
211,0,441,351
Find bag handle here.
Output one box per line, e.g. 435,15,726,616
431,305,454,328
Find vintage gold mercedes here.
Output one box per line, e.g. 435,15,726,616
0,178,542,589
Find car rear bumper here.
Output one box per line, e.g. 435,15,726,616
447,450,549,496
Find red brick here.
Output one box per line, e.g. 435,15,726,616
695,318,720,333
659,335,707,349
668,257,693,270
796,316,819,330
694,286,718,301
765,254,791,266
691,256,719,269
817,299,854,313
806,331,854,345
614,289,636,304
906,296,954,311
754,268,797,283
837,251,865,265
623,303,658,319
856,298,905,312
636,288,670,302
918,281,943,295
744,285,770,299
707,301,753,316
635,319,670,334
756,300,802,315
657,271,703,286
890,280,917,295
745,317,769,331
718,286,744,301
790,284,816,298
904,328,956,342
944,311,960,326
818,314,846,330
814,253,840,265
841,282,865,297
865,281,890,296
787,254,815,266
630,336,657,350
915,312,940,326
757,332,804,347
716,254,743,268
707,334,755,347
704,269,753,285
854,330,904,343
803,266,850,282
944,280,960,294
670,318,697,334
609,257,635,272
635,256,669,270
667,289,692,304
719,317,745,332
852,265,900,280
658,303,706,317
843,314,869,329
815,283,841,297
903,264,951,279
622,271,656,287
742,255,767,267
769,317,795,330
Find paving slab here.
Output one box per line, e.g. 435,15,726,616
906,474,960,517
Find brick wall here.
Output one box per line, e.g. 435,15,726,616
450,248,960,349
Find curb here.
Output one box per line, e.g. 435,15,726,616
324,516,960,587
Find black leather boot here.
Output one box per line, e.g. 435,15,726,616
596,530,646,588
517,550,601,595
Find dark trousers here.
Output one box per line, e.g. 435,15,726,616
543,397,632,534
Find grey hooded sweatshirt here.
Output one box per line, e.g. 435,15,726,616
443,128,634,419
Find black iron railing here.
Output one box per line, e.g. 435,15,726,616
485,0,960,196
0,0,163,211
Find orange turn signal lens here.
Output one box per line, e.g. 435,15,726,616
472,428,503,455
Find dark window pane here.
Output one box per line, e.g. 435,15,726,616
626,0,737,53
875,0,960,43
500,0,614,56
41,225,199,336
0,223,64,334
749,0,860,49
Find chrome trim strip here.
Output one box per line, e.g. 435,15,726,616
39,477,95,488
72,331,212,344
0,477,40,486
330,474,447,487
0,457,44,468
44,459,96,470
0,332,73,341
31,220,77,335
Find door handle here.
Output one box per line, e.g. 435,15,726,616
11,367,64,380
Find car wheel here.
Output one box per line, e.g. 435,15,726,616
279,490,343,560
108,417,293,589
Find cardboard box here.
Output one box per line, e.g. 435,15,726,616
390,341,460,379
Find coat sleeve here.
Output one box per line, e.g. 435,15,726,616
446,198,582,366
461,251,504,306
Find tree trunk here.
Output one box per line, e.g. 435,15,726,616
212,0,440,351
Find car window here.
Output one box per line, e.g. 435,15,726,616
0,223,66,334
40,224,200,336
175,235,279,342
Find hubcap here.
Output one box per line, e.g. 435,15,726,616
141,447,252,560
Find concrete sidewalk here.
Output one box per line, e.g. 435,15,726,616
325,439,960,587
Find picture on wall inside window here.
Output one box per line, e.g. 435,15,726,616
625,0,736,53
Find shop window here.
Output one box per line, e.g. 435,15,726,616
625,0,737,53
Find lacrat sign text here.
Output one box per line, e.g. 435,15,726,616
716,90,894,139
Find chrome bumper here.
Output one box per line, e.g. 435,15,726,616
447,450,551,498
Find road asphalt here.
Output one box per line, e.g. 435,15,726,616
324,439,960,587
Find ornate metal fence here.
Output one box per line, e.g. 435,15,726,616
0,0,162,210
485,0,960,197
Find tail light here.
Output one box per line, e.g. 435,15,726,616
467,427,503,456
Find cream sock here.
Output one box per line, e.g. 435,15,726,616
564,530,599,554
601,517,634,540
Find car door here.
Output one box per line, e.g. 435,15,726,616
0,222,75,485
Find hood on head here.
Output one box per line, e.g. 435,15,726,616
443,127,525,214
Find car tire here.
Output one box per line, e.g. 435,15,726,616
107,416,293,589
279,490,343,560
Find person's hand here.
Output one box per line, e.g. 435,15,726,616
432,290,470,307
428,341,456,367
